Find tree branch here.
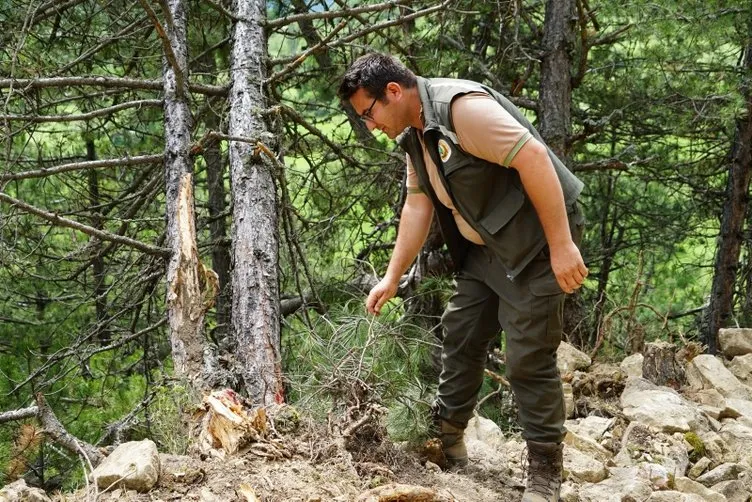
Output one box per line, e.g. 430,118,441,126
0,99,163,123
0,77,225,96
0,406,38,424
138,0,186,97
36,393,105,466
0,154,163,181
0,192,170,257
265,0,404,29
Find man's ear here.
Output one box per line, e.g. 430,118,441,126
385,81,402,99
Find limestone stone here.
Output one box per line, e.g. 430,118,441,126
563,430,612,464
159,454,205,485
728,354,752,384
563,382,574,419
557,341,591,375
719,420,752,461
688,457,713,479
559,481,578,502
719,328,752,358
90,439,160,493
686,355,751,399
464,415,504,449
675,476,728,502
565,415,614,442
646,492,709,502
563,445,608,483
711,480,750,502
726,398,752,420
620,378,706,433
698,429,736,464
577,466,652,502
696,463,747,486
613,422,689,477
621,353,644,379
0,479,51,502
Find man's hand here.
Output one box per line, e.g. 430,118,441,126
366,277,399,315
550,241,588,294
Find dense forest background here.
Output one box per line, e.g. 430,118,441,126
0,0,750,492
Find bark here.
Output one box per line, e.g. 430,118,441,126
228,0,283,406
163,0,206,384
539,0,585,344
706,31,752,354
539,0,575,157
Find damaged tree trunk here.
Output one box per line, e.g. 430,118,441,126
228,0,284,405
163,0,207,385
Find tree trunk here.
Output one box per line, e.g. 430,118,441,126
228,0,283,406
539,0,575,158
706,30,752,354
539,0,584,345
86,138,110,346
163,0,206,385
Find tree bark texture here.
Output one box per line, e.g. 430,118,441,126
539,0,575,158
163,0,206,385
706,31,752,354
228,0,283,406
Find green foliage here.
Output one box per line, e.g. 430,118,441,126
145,382,202,455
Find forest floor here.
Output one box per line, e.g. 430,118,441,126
56,416,522,502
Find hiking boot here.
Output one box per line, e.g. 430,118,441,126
437,418,468,467
522,440,563,502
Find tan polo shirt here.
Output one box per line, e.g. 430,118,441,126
406,92,532,245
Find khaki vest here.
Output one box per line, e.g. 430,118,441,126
398,77,584,279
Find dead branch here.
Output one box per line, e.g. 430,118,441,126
0,77,225,96
270,1,452,66
0,191,170,257
138,0,186,97
35,393,105,466
0,154,162,182
0,99,163,123
265,0,403,29
0,406,38,424
266,19,348,84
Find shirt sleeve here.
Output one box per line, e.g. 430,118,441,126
451,92,532,167
405,154,424,194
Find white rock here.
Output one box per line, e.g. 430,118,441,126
621,378,706,433
647,491,708,501
465,415,504,448
719,328,752,358
719,420,752,461
621,353,644,379
563,382,574,418
557,342,591,375
686,355,750,399
725,398,752,420
563,430,612,463
577,466,652,502
688,457,713,479
696,463,747,486
675,476,728,502
639,462,671,489
698,429,735,464
614,422,689,477
559,481,579,502
711,480,750,502
728,354,752,384
566,415,614,442
90,439,160,493
0,479,51,502
563,445,607,483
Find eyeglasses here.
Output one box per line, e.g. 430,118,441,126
359,96,379,123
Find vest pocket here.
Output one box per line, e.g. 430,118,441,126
477,187,525,234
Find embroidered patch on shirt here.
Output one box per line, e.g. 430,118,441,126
437,139,452,163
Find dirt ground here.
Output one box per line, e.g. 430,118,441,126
54,419,523,502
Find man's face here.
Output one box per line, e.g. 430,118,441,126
349,85,403,139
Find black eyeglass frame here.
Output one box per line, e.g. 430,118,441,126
359,96,379,122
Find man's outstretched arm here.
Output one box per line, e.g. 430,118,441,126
366,192,434,315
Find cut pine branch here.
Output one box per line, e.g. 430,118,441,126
0,77,225,96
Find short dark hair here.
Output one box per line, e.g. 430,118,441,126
338,52,417,102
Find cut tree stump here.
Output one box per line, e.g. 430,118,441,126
642,341,687,389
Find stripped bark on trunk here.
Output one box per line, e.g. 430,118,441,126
228,0,283,406
163,0,206,384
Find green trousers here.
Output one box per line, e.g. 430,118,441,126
435,204,584,443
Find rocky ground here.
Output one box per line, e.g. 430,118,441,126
5,327,752,502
